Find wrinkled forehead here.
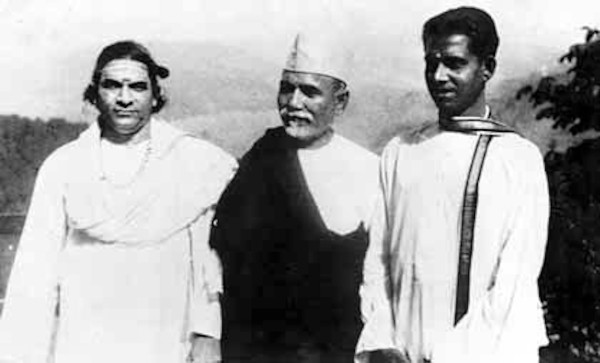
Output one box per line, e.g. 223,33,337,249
280,70,337,88
99,59,150,81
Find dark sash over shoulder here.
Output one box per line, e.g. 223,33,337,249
440,115,517,324
440,116,516,135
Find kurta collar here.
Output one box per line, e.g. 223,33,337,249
440,106,515,135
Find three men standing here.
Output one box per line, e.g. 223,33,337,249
0,7,550,363
210,33,379,362
357,7,549,363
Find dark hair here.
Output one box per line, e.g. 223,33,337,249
422,6,499,59
83,40,169,113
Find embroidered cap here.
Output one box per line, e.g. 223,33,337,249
284,31,351,85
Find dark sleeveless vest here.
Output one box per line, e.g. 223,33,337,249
210,127,367,361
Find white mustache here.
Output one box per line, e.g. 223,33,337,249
281,110,311,119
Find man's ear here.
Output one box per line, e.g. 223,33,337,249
334,88,350,115
481,56,496,81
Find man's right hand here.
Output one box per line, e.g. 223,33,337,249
187,334,221,363
369,348,410,363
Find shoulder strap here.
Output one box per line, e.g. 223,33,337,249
440,117,516,135
454,133,493,324
440,113,517,324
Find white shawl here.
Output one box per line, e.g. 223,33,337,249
65,118,226,246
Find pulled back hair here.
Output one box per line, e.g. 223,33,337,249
422,6,499,60
83,40,169,113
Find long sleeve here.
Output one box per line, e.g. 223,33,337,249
0,155,67,363
187,154,237,340
188,209,223,340
355,142,400,362
431,145,550,363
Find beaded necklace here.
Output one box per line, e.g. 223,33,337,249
99,138,153,188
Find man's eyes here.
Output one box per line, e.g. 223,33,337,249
279,83,321,97
129,82,149,91
100,80,121,89
443,58,466,69
425,55,467,71
99,80,149,91
279,82,294,93
299,86,320,97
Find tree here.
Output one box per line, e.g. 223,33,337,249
0,115,86,214
519,28,600,362
517,27,600,134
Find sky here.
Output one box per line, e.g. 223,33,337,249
0,0,599,118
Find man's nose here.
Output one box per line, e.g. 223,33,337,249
288,88,303,109
433,63,450,82
116,87,134,106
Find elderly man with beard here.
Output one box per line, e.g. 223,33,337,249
210,33,379,362
356,7,550,363
0,40,236,363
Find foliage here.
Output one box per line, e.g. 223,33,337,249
0,115,86,214
517,27,600,135
520,28,600,362
542,145,600,362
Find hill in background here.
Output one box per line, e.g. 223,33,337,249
147,39,576,156
0,38,581,213
167,74,576,159
7,37,573,155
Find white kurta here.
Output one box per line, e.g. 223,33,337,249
356,125,549,363
297,133,379,234
0,119,237,363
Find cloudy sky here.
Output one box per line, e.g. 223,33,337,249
0,0,598,118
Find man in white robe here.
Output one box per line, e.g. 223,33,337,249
210,32,379,362
0,41,236,363
356,7,550,363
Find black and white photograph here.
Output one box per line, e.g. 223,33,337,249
0,0,598,362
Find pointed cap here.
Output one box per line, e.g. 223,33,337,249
284,31,350,85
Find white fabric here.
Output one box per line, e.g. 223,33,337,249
99,138,150,184
0,118,237,363
356,125,549,363
284,31,350,83
65,120,228,246
298,134,379,234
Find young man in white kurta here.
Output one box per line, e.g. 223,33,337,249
356,7,549,363
358,121,549,363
